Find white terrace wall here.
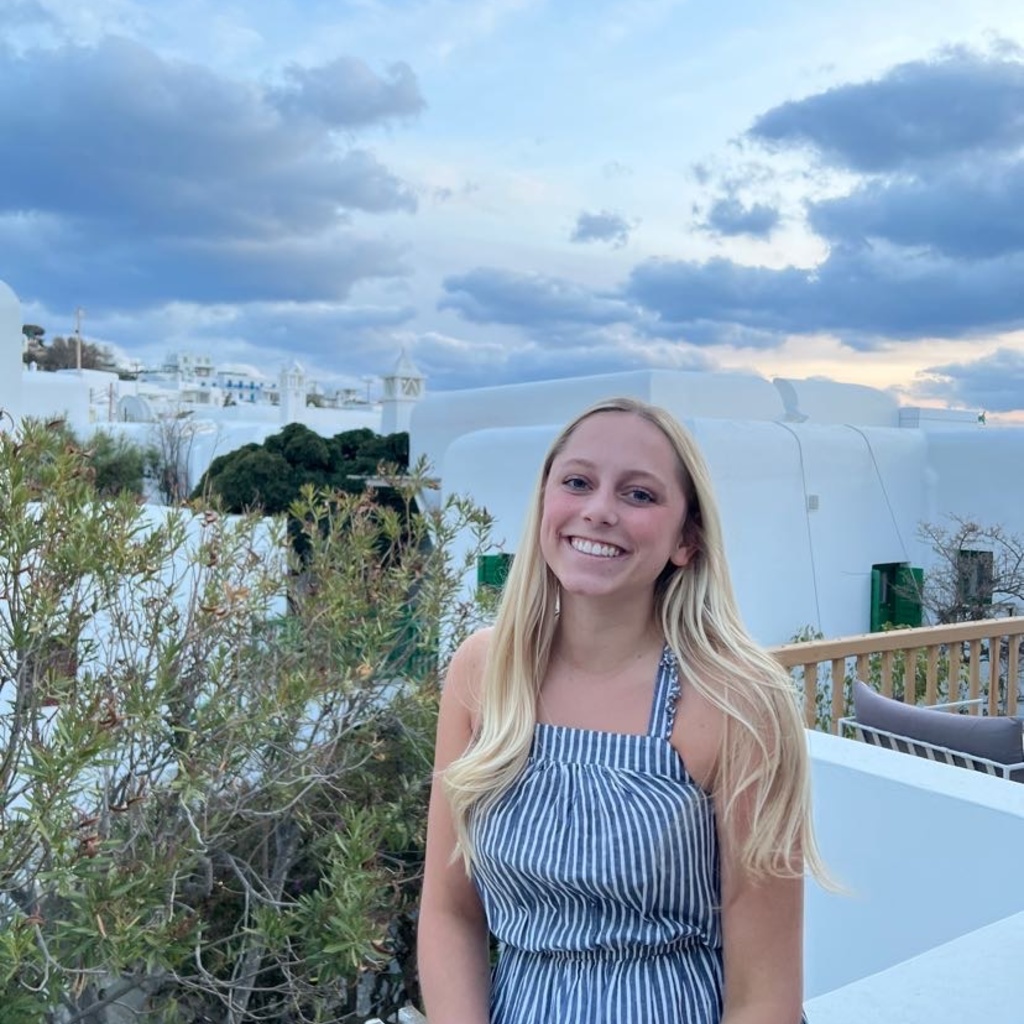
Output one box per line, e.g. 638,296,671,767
804,731,1024,999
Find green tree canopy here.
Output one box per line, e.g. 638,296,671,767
196,423,411,514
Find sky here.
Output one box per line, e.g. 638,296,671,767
4,0,1024,416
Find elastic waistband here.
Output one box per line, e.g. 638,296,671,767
503,936,705,964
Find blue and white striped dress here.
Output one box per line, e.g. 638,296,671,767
471,647,726,1023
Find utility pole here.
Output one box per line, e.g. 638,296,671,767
74,307,84,371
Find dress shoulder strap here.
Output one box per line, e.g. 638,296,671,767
646,644,681,741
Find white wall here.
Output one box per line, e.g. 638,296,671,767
925,428,1024,537
0,279,22,425
806,911,1024,1024
687,419,818,643
411,370,785,480
440,417,934,645
773,377,900,427
786,424,929,638
22,370,92,429
805,731,1024,998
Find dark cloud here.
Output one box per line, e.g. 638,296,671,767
271,58,425,128
920,348,1024,412
808,160,1024,258
750,49,1024,172
702,197,779,238
2,214,409,312
439,241,1024,353
439,267,638,331
412,330,715,391
0,37,418,310
626,246,1024,345
178,302,418,370
570,210,633,247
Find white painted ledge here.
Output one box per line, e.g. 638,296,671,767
805,910,1024,1024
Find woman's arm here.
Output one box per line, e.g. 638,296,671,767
676,682,806,1024
417,631,493,1023
718,834,805,1024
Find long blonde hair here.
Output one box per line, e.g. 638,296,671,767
444,397,826,882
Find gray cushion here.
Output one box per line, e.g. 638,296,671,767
852,679,1024,766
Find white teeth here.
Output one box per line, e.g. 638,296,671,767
570,537,622,558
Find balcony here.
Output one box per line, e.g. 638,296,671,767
772,619,1024,1023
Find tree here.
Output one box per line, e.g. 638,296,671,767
22,325,46,367
27,335,116,373
152,411,199,506
0,417,493,1021
916,516,1024,623
86,430,158,499
196,424,412,515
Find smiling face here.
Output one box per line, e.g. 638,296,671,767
539,410,693,607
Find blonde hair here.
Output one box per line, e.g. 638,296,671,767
444,397,827,882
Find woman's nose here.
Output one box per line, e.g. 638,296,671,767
582,489,618,525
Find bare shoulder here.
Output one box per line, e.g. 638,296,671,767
672,677,725,792
441,627,493,727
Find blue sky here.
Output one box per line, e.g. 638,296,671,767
4,1,1024,414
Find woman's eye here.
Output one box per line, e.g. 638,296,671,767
627,488,655,504
564,476,589,491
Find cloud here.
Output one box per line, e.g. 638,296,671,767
919,347,1024,412
702,197,779,238
808,160,1024,258
439,267,638,331
627,246,1024,345
0,36,419,311
410,328,715,391
270,58,425,128
437,233,1024,353
570,210,633,247
749,48,1024,172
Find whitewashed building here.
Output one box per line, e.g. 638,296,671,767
410,370,1015,646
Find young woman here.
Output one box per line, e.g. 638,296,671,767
418,397,824,1023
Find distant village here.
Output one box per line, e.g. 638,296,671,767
5,288,426,503
19,323,420,429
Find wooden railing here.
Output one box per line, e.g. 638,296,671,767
771,617,1024,734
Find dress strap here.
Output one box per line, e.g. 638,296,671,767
646,644,681,741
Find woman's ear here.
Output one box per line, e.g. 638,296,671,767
669,539,693,568
669,521,698,568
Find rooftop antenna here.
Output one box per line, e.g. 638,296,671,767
74,306,84,371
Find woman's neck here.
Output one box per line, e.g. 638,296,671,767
552,595,662,675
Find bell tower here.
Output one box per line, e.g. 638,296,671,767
380,349,425,434
280,360,307,424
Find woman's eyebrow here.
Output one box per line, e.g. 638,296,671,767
558,458,663,483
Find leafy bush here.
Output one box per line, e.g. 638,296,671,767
0,419,492,1022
